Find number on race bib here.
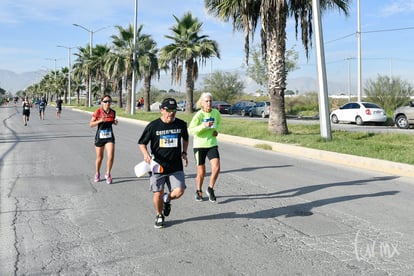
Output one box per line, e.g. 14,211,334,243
159,134,178,148
99,129,112,139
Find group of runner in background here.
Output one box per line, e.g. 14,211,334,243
6,95,64,126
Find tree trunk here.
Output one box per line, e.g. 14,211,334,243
117,79,123,108
144,75,151,112
267,5,288,135
76,88,80,104
85,75,90,107
185,59,195,114
125,73,132,114
64,78,68,104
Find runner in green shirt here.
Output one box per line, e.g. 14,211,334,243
189,92,221,202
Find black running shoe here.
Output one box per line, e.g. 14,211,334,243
163,201,171,217
195,190,203,201
154,214,164,229
206,187,216,202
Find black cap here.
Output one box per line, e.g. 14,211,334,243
160,98,177,109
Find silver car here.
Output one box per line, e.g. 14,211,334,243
248,101,270,118
393,101,414,129
177,100,186,111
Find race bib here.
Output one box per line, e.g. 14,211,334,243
159,134,178,148
99,129,112,139
202,117,216,128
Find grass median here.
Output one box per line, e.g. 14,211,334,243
83,107,414,166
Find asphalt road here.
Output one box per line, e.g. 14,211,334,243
1,105,414,275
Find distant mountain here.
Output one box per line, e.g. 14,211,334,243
0,69,47,93
0,68,348,96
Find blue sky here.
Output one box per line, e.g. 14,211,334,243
1,0,414,93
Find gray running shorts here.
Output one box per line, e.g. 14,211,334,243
150,170,186,193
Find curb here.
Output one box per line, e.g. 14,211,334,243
218,133,414,179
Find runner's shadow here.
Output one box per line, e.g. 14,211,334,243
166,190,399,227
107,177,141,185
217,176,398,204
221,165,293,174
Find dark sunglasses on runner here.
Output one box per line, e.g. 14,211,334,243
163,108,177,113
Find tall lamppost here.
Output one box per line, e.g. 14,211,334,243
357,0,362,102
45,58,59,101
131,0,138,114
73,24,109,107
312,0,332,140
57,45,75,105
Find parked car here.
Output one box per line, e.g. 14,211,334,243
228,101,256,116
248,101,270,118
177,100,186,111
330,102,387,125
212,101,231,114
176,100,198,111
393,100,414,129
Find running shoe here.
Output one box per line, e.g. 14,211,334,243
162,192,170,203
94,173,100,183
162,193,171,216
206,187,216,202
105,173,112,184
163,201,171,217
154,214,164,229
195,190,203,202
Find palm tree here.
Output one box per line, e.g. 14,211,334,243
136,34,160,111
54,69,66,101
70,75,84,105
107,24,160,112
73,46,92,106
60,67,69,103
91,44,111,101
104,51,126,108
108,24,140,113
205,0,350,135
159,12,220,113
39,71,58,101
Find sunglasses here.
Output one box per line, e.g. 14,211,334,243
163,108,177,113
102,100,112,103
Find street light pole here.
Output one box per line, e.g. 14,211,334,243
45,58,59,101
345,57,354,101
357,0,362,102
57,45,75,105
73,24,109,107
131,0,138,115
312,0,332,140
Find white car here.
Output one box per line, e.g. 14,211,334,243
330,102,387,125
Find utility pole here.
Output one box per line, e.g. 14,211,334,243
131,0,138,114
312,0,332,140
345,57,354,101
357,0,362,101
57,45,75,105
45,58,59,102
73,24,109,107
